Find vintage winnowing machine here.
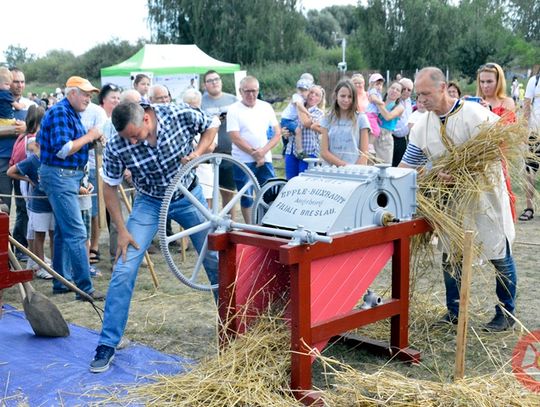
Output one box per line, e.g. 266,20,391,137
206,163,430,405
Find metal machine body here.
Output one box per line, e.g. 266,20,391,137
262,164,417,235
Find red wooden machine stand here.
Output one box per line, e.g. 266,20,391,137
208,218,431,405
0,212,32,290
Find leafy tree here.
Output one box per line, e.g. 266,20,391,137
21,50,77,85
506,0,540,41
453,0,513,79
147,0,315,64
323,5,360,36
305,10,342,48
78,39,145,82
4,45,35,67
355,0,391,70
391,0,458,70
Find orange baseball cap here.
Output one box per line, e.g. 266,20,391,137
65,76,99,93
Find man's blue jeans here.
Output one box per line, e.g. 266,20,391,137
98,185,219,348
442,240,517,317
39,164,94,294
233,162,275,207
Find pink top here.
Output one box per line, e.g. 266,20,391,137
357,91,369,113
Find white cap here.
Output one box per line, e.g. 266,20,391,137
369,73,385,83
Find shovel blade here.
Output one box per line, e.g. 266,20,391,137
23,292,70,337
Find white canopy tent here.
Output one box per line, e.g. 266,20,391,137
100,44,241,100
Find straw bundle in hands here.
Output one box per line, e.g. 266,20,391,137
414,119,530,263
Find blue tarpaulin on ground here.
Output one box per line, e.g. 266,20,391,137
0,305,192,406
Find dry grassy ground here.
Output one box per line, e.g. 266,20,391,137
2,189,540,403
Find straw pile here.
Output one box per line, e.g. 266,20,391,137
323,360,540,406
123,312,300,406
414,119,531,263
116,298,539,407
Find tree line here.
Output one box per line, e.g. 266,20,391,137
3,0,539,93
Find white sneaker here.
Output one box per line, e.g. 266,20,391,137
26,258,37,270
117,337,131,350
35,268,53,280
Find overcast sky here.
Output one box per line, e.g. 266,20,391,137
0,0,358,60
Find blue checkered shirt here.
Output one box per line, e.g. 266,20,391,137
39,98,89,168
285,106,324,156
101,103,213,199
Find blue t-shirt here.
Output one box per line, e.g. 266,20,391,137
16,154,53,213
0,97,33,159
0,89,14,120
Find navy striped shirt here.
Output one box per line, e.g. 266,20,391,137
39,98,89,168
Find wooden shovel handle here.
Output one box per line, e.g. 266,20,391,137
9,236,94,303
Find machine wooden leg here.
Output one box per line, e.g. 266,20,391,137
290,261,314,399
391,237,410,351
217,238,239,344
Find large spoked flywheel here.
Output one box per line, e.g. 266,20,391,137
158,153,260,291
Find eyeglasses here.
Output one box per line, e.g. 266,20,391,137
402,87,412,92
241,89,259,94
205,77,221,84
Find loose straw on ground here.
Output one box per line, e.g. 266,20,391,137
121,312,299,406
322,360,540,407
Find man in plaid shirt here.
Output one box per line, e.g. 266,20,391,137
90,101,219,373
39,76,104,300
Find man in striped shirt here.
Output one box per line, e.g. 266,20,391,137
399,67,517,333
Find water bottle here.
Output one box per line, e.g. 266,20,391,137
266,125,274,140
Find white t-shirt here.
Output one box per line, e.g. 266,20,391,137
226,100,278,163
525,74,540,131
80,103,107,169
281,93,305,121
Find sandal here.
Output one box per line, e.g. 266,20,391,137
89,249,101,264
519,208,534,221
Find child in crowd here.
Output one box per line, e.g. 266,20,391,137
320,79,371,166
183,88,218,208
132,73,151,103
280,77,313,154
7,108,54,279
365,73,385,137
0,67,24,129
79,165,100,277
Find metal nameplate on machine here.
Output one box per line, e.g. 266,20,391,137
262,164,418,235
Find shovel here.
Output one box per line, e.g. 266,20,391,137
9,236,94,302
8,249,70,337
